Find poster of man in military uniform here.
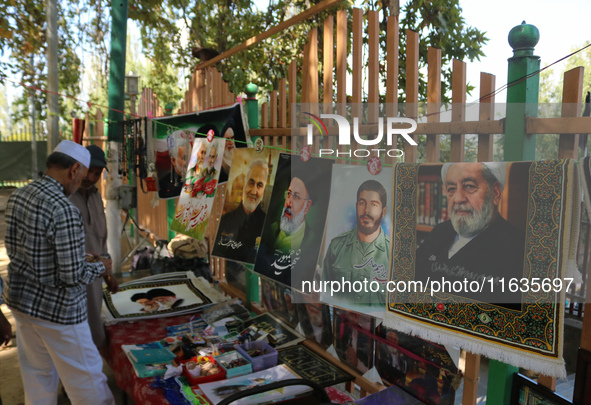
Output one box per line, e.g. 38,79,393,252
320,165,393,316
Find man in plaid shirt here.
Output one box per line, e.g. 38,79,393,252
5,140,116,404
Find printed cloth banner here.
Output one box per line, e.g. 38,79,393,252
153,103,250,199
170,138,224,240
384,160,579,378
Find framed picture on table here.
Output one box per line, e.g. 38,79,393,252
573,347,591,405
103,279,211,320
510,373,571,405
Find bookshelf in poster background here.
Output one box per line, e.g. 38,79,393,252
417,173,448,232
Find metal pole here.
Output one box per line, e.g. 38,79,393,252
46,0,59,151
130,94,139,247
29,55,38,180
105,0,128,274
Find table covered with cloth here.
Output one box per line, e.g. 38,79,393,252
104,314,354,404
104,314,195,404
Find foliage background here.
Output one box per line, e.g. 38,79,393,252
0,0,489,141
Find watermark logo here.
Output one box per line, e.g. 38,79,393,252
302,111,417,158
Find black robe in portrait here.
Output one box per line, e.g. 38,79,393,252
415,216,525,307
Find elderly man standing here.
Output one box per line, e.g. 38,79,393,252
5,140,116,405
70,145,119,351
213,158,269,262
415,162,524,304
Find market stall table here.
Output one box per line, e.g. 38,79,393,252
104,313,355,404
104,313,195,403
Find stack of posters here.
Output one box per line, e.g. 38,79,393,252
102,272,228,322
295,294,333,349
259,277,300,329
374,324,459,405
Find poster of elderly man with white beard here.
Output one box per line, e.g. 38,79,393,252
212,148,281,264
254,153,333,289
414,162,526,307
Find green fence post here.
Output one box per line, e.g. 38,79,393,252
487,21,540,405
105,0,128,273
244,83,260,308
503,21,540,161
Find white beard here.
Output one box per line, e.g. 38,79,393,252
450,195,495,237
280,206,306,234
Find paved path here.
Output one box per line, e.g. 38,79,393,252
0,188,128,405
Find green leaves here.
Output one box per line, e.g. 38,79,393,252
395,0,488,103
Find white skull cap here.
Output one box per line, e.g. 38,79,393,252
441,162,507,190
53,140,91,168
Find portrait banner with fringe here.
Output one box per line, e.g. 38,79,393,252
384,160,579,378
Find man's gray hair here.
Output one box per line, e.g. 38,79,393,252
441,162,507,191
247,158,268,177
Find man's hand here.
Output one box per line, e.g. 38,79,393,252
0,311,12,347
104,273,120,293
97,256,119,293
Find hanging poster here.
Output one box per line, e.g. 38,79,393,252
295,292,333,349
170,138,224,240
272,286,300,330
333,307,375,375
153,103,250,199
254,154,333,289
319,165,394,316
374,323,459,405
384,161,580,379
260,276,286,314
212,148,280,264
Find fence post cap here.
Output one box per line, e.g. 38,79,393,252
245,83,258,98
508,21,539,57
